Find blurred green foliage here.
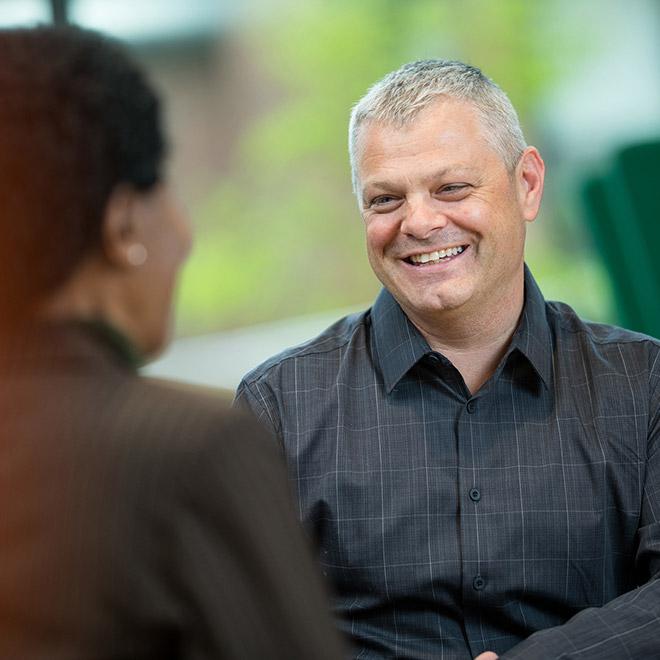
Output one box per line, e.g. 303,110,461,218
176,0,611,333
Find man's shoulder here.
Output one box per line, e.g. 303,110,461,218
546,299,660,360
240,308,371,388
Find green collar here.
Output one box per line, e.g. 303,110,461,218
77,318,145,370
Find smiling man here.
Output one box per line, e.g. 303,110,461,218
235,61,660,659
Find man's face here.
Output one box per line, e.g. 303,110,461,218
357,98,542,325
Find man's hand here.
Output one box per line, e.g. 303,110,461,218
474,653,499,660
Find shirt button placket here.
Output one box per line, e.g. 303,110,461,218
464,399,479,515
459,392,486,642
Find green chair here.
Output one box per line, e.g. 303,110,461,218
581,140,660,337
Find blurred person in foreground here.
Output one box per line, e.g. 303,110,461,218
0,25,344,659
236,60,660,659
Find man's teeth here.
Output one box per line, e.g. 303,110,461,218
410,245,464,264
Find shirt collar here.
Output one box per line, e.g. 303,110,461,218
507,266,553,390
370,265,553,394
371,287,430,394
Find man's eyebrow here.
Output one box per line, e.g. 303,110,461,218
362,165,479,197
362,180,397,195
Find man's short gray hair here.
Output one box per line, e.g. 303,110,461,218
349,60,527,194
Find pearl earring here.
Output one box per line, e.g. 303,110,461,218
126,243,148,267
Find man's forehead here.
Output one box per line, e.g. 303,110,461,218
359,96,481,138
355,109,505,197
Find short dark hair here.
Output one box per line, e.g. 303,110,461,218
0,25,165,316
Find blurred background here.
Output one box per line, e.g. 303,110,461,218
3,0,660,388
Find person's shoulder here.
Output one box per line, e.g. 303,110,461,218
112,375,272,460
546,299,660,357
136,378,284,498
133,376,233,413
240,308,370,387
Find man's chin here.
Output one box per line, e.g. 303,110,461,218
393,290,470,322
392,280,470,310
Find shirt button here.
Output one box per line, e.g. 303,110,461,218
473,575,486,591
466,400,476,413
469,488,481,502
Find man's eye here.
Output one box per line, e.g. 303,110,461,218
440,184,469,195
371,195,397,206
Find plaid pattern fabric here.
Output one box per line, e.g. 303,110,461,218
235,268,660,659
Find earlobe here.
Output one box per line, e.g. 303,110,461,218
126,243,148,267
517,147,545,222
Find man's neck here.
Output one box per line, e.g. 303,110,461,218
402,282,525,395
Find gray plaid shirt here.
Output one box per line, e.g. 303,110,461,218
235,268,660,659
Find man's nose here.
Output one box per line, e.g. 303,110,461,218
400,196,448,239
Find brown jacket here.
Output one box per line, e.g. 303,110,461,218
0,321,344,659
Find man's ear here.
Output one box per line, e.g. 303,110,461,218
516,146,545,223
102,185,147,269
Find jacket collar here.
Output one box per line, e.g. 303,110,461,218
0,318,143,373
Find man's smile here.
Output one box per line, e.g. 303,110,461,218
403,244,468,266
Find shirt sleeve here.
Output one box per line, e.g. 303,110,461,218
501,357,660,660
233,377,281,438
170,410,345,659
